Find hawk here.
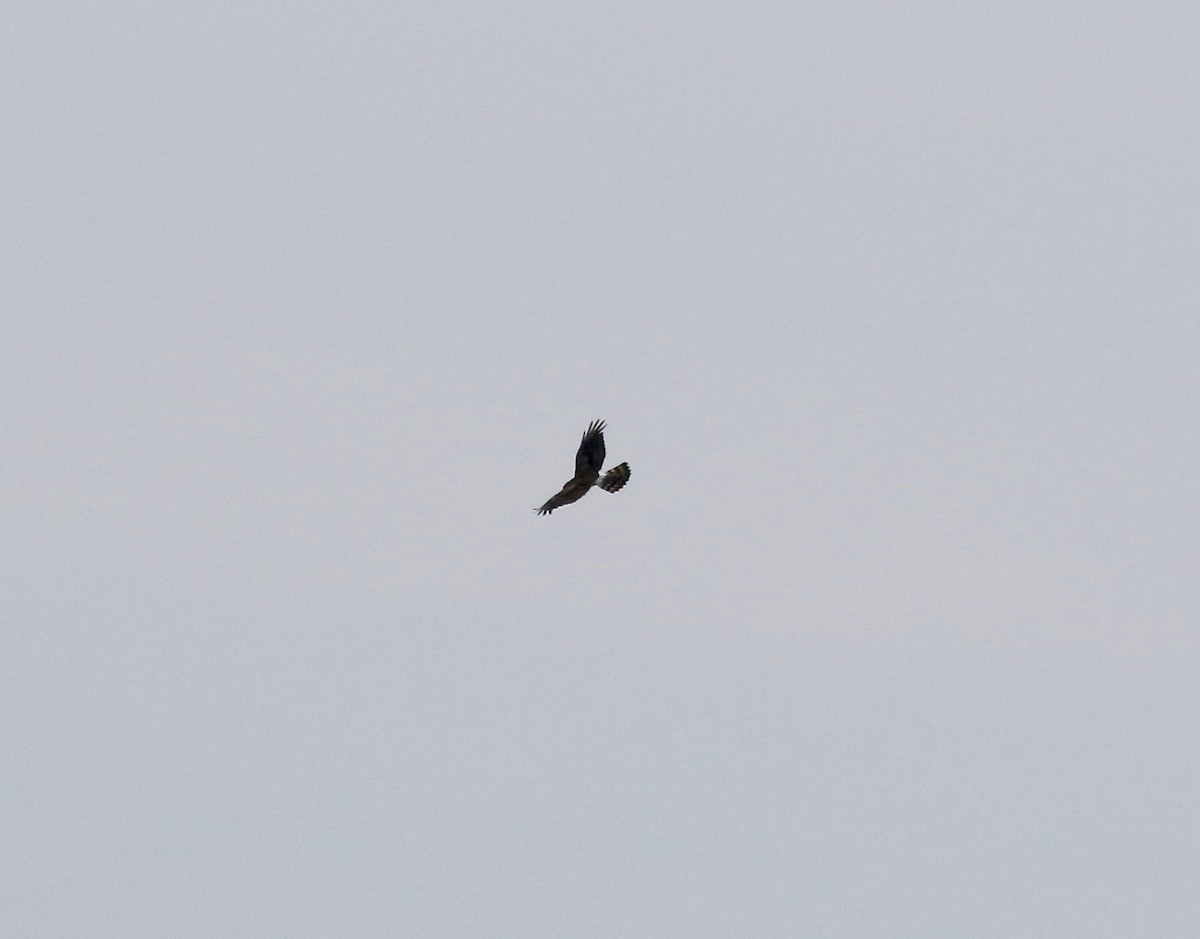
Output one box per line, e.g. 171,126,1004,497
536,419,631,516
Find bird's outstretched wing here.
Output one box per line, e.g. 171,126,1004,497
535,486,582,516
574,420,606,480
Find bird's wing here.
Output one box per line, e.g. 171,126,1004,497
536,480,586,515
535,491,566,516
573,420,607,480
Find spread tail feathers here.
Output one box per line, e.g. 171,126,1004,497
599,463,630,493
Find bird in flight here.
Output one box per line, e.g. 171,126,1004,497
536,420,631,516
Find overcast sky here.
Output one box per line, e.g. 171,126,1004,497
3,3,1197,937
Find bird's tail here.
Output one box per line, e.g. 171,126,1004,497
599,463,630,493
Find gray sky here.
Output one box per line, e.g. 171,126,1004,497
3,2,1197,936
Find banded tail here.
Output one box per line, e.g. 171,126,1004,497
599,462,630,494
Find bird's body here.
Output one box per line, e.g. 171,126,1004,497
536,420,630,516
